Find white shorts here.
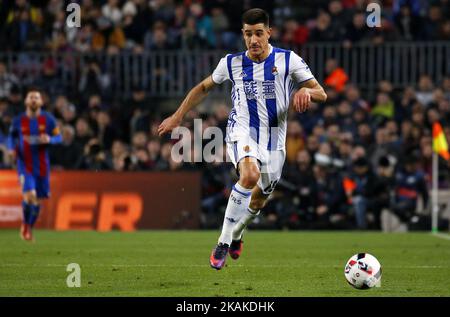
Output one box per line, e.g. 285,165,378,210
226,137,286,195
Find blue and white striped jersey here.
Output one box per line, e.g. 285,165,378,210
212,45,314,151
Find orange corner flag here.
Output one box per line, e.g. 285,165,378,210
433,122,449,161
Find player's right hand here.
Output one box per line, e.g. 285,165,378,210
158,115,182,136
293,88,312,113
38,134,51,144
7,150,17,165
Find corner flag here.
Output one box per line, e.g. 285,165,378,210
432,122,449,161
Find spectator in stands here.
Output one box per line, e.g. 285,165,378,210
60,102,77,126
345,156,379,229
181,15,207,49
327,0,349,40
0,63,20,98
96,110,118,150
74,117,94,150
345,84,370,112
33,57,64,97
102,0,123,27
131,131,148,152
4,6,42,51
324,59,349,93
6,84,24,115
420,5,444,40
150,0,175,24
337,133,354,169
78,59,111,100
286,120,305,164
356,122,373,148
337,101,355,133
106,139,128,171
344,11,372,47
0,98,12,164
122,3,144,49
282,149,317,228
311,159,348,229
146,137,161,169
308,12,336,42
144,20,173,50
190,2,216,48
76,137,111,170
51,124,82,169
415,75,435,107
391,153,429,225
394,3,422,40
372,16,401,44
281,19,309,49
371,92,395,126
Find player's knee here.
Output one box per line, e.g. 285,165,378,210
23,191,37,204
239,167,260,189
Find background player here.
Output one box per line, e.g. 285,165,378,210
158,8,327,270
7,88,62,242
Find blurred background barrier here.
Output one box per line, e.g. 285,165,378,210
0,170,201,230
1,42,449,99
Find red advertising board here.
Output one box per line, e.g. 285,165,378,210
0,170,201,230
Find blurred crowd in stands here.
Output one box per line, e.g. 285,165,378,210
0,0,449,53
1,0,450,230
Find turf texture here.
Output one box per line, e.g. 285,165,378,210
0,230,449,297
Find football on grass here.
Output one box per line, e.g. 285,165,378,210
344,253,382,289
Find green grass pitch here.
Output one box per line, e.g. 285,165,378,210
0,230,449,297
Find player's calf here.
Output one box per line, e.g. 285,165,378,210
21,191,40,242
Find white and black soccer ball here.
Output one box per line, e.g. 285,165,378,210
344,253,382,289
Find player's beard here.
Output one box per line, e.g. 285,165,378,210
28,103,40,114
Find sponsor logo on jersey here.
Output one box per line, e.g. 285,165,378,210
271,66,278,75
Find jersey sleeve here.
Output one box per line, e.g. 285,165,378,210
211,55,230,84
46,113,60,136
46,113,63,144
6,117,19,151
289,52,315,84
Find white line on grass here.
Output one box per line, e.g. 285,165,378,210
430,233,450,241
0,264,449,269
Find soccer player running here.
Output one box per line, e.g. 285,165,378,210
158,8,327,270
7,88,62,242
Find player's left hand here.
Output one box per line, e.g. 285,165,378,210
293,88,311,113
38,134,51,144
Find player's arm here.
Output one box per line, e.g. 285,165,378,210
158,76,216,136
293,78,327,113
39,116,62,144
6,119,19,161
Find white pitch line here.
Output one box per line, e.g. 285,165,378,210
430,233,450,241
0,264,449,269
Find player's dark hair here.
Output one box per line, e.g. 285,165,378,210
242,8,269,27
25,86,42,96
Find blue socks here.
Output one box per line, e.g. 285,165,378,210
22,202,40,226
